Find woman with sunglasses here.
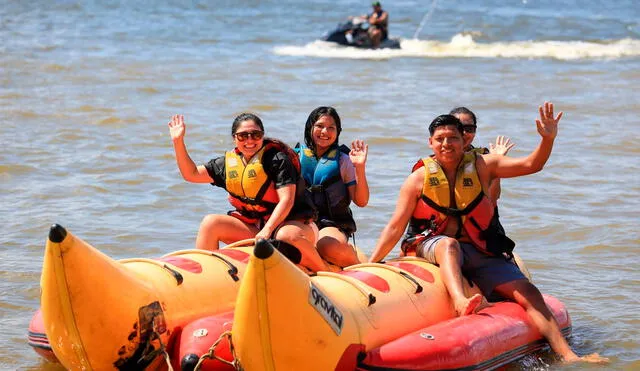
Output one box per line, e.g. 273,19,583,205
450,107,516,203
168,113,328,272
296,106,370,267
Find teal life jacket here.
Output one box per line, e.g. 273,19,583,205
295,143,356,235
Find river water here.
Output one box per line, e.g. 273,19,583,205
1,0,639,369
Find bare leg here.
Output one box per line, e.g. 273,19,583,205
354,246,369,264
195,214,258,251
316,227,360,267
275,221,329,273
493,280,609,364
429,237,484,316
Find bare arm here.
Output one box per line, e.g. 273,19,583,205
368,170,422,262
375,11,388,25
348,139,369,207
484,102,562,180
168,114,214,183
487,176,502,202
255,184,295,240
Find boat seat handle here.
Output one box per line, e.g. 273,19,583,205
119,258,185,285
345,263,423,294
161,264,184,285
316,271,377,306
210,253,240,282
398,271,423,294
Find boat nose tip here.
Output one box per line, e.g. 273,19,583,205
254,238,275,259
49,224,67,243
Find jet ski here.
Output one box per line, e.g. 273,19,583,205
323,18,401,49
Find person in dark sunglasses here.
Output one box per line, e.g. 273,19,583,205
168,112,328,272
450,107,515,204
296,106,370,268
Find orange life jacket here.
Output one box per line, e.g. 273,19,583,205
225,139,302,225
402,152,495,255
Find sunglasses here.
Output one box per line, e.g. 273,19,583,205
462,125,477,134
233,130,264,141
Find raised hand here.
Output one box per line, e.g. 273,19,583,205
349,139,368,168
489,136,516,156
536,102,562,140
168,114,186,142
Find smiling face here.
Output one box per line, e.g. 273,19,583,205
233,119,264,159
311,114,338,154
429,125,465,166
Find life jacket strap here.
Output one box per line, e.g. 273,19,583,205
421,191,485,218
228,192,278,208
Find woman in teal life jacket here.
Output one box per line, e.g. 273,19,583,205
296,106,370,267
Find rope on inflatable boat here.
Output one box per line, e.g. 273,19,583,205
153,317,175,371
194,330,243,371
137,317,174,371
161,349,174,371
152,316,175,371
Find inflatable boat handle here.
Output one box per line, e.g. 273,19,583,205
315,271,377,306
118,258,184,285
162,264,184,285
344,263,423,294
160,249,241,282
225,238,256,248
210,253,240,282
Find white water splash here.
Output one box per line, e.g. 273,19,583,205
273,34,640,60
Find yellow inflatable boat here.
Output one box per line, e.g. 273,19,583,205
230,239,482,371
38,224,254,370
174,240,570,371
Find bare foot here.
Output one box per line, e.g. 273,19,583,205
476,296,492,312
563,353,609,364
454,294,483,316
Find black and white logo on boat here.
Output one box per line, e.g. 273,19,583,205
309,283,343,335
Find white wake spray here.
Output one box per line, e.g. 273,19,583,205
273,34,640,60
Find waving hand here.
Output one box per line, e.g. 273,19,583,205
349,139,368,168
168,114,186,142
536,101,563,140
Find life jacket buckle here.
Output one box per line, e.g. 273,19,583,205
307,185,324,193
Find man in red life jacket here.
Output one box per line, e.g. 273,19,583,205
369,102,607,364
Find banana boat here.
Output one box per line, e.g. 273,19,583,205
35,224,254,370
203,239,569,371
227,239,480,371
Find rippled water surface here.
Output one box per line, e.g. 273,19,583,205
1,1,639,369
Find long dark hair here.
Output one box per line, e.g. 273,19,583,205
303,106,342,154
